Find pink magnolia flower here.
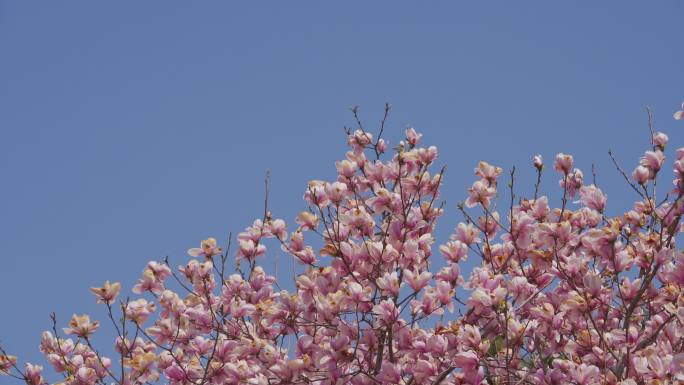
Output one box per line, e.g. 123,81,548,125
578,184,607,212
405,127,422,146
412,359,437,381
672,353,684,377
340,206,375,236
674,101,684,120
477,211,499,235
89,280,120,304
325,181,348,204
620,277,641,300
229,298,256,318
39,331,73,356
653,131,669,149
474,161,503,185
453,350,479,370
569,363,600,385
403,268,432,292
346,281,372,302
554,153,574,174
640,150,665,172
612,249,634,272
296,211,319,231
377,138,388,153
373,299,399,325
378,362,401,384
439,240,468,263
132,268,164,295
348,129,373,148
125,299,156,325
467,288,492,315
335,159,357,178
147,261,172,279
286,230,305,253
164,365,185,382
187,237,221,258
461,324,482,348
63,314,99,338
265,218,287,240
435,263,461,286
75,367,97,385
507,211,535,249
0,354,17,375
426,334,447,355
293,246,317,265
452,222,481,245
236,239,267,260
582,271,603,297
559,168,584,198
304,180,330,206
632,165,650,184
376,271,400,296
533,154,543,170
24,363,44,385
465,180,496,208
367,188,400,213
411,287,444,316
417,145,438,165
434,281,455,312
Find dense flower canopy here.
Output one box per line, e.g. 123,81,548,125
2,106,684,385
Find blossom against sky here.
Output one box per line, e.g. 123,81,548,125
0,1,683,373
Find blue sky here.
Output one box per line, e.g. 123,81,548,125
1,1,683,376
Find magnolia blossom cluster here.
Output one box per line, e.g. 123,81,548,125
2,119,684,385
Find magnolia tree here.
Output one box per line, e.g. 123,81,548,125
2,104,684,385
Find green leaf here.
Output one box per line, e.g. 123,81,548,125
486,335,505,357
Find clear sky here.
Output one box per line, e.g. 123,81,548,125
1,1,683,377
